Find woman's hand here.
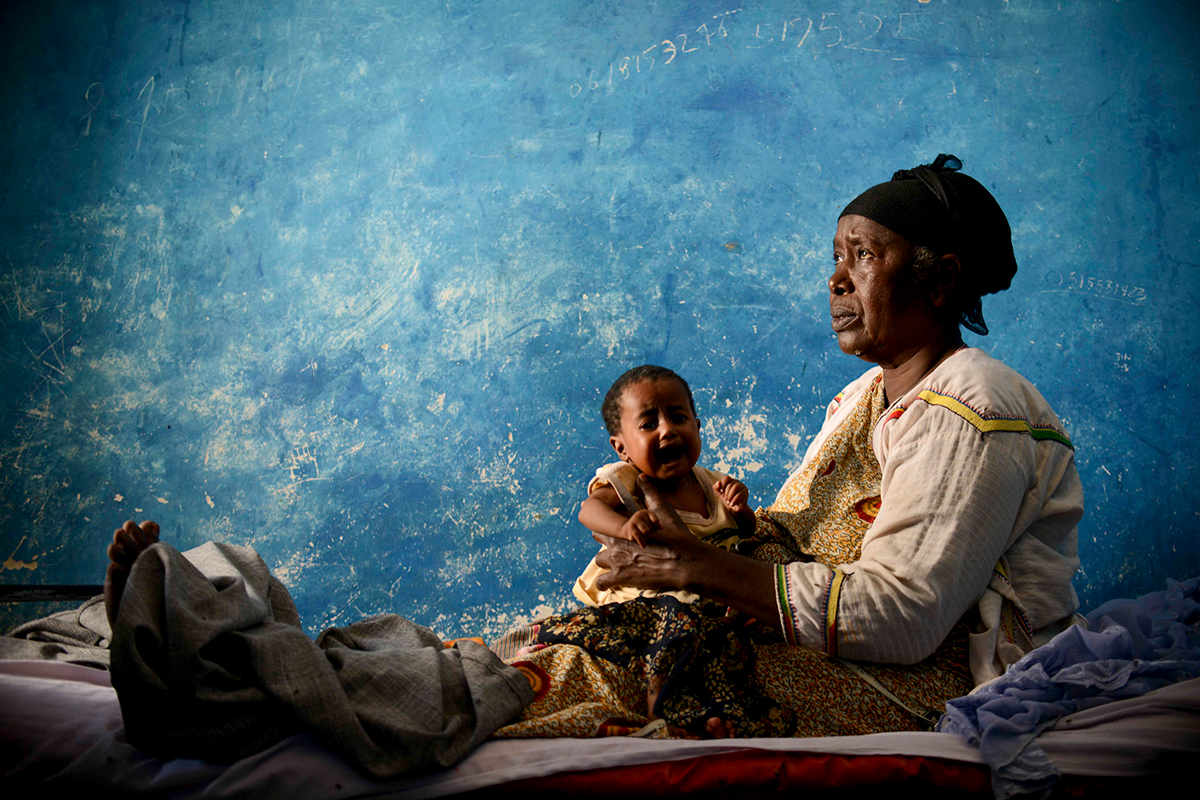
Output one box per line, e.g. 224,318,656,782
594,477,779,629
594,476,705,592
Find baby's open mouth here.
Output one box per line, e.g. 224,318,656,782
657,444,686,463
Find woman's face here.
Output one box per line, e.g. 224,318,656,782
829,214,941,367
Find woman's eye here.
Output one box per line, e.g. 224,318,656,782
858,248,871,259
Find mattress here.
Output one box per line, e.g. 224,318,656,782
3,660,1193,798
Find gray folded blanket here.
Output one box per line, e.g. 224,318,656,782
2,595,112,667
108,541,533,777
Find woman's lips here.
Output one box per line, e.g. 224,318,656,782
830,308,857,331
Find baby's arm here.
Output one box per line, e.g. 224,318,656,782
713,475,757,536
579,484,658,547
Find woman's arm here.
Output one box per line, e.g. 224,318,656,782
775,422,1043,664
594,475,779,621
597,423,1071,664
595,439,1025,661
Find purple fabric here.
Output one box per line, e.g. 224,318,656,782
938,576,1200,798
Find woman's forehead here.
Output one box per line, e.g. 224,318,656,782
834,214,908,247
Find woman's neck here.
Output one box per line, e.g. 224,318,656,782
880,331,965,406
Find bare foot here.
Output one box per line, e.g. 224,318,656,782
646,673,666,716
104,520,160,625
704,716,734,739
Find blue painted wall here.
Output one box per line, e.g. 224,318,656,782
2,0,1198,639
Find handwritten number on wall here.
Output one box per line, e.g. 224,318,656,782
569,7,921,98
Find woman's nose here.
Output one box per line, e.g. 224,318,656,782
829,263,851,296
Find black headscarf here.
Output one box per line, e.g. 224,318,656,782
839,154,1016,335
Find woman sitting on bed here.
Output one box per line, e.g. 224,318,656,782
105,155,1083,748
488,154,1084,739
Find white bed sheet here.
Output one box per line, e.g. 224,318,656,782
2,660,1193,798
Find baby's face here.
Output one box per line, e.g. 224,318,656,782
609,378,701,484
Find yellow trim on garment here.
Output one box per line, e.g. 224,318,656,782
825,569,847,657
774,564,798,646
916,390,1073,448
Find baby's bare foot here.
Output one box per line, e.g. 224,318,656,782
704,716,734,739
646,673,666,716
104,520,160,625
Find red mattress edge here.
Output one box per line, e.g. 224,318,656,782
486,750,993,795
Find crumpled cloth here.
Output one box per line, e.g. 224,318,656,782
110,541,533,777
1,595,112,668
938,576,1200,798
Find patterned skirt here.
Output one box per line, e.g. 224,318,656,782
491,597,972,739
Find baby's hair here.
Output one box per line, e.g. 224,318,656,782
601,365,696,436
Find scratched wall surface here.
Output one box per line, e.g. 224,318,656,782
2,0,1198,638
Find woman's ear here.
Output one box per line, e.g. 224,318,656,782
929,253,962,309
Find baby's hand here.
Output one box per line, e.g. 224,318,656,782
713,476,749,514
619,509,659,548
